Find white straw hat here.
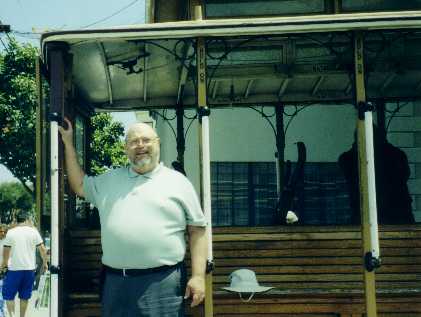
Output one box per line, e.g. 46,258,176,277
221,269,274,294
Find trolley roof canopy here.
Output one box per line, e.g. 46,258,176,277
41,11,421,111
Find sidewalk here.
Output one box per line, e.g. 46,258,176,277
4,290,49,317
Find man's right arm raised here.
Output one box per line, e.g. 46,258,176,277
58,117,86,198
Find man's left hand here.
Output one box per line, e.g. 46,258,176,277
184,275,205,307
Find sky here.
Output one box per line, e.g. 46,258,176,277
0,0,145,182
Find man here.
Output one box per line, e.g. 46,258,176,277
59,118,208,317
1,213,49,317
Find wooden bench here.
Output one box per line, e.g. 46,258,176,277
210,225,421,317
64,225,421,317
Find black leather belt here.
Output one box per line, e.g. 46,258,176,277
104,263,178,277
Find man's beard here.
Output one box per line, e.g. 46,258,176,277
130,156,152,169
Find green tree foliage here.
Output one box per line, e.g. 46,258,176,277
0,182,33,223
90,113,128,175
0,37,127,196
0,38,38,197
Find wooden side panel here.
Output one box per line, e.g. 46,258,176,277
64,226,421,317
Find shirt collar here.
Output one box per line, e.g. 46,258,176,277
128,162,163,179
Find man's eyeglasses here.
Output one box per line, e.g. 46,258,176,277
127,137,157,147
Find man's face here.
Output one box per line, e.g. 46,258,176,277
125,124,160,174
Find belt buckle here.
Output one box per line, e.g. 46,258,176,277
123,268,127,277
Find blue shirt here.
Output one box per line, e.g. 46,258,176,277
83,163,206,269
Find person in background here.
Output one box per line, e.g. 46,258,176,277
338,126,414,225
59,118,208,317
0,224,8,317
1,212,49,317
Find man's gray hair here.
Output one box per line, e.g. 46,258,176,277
125,122,158,143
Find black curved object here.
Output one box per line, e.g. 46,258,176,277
277,142,306,223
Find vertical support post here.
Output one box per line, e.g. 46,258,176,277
50,115,59,317
35,57,45,229
196,36,213,317
353,32,379,317
191,0,203,20
333,0,341,13
48,44,67,317
275,104,285,197
176,102,186,166
325,0,341,13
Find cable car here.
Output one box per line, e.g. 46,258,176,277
37,2,421,316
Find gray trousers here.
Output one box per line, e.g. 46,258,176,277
101,263,186,317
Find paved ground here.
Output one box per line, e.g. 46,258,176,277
4,290,49,317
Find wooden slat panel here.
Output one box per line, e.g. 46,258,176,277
214,232,361,241
210,265,421,275
72,254,103,261
213,239,421,250
211,225,421,234
65,226,421,317
212,281,421,289
213,240,362,249
68,230,100,238
70,238,101,245
71,261,100,269
213,231,421,242
376,312,420,317
206,256,421,267
212,226,362,234
215,292,363,301
213,303,366,314
66,226,421,237
71,245,102,254
213,315,336,317
214,249,362,257
213,273,421,283
212,248,421,257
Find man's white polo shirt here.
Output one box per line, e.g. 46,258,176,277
83,163,206,269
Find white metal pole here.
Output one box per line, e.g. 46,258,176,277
201,115,213,262
364,111,380,260
50,119,59,317
275,155,280,195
